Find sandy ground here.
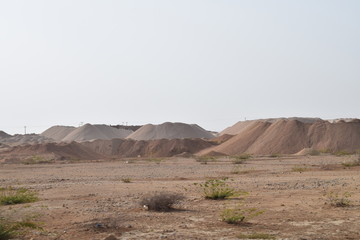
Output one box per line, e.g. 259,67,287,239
1,155,360,240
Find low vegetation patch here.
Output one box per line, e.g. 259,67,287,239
324,191,352,207
140,192,185,211
269,153,281,158
237,232,275,239
194,178,246,200
341,156,360,167
334,150,352,156
231,166,254,175
0,187,39,205
221,205,264,224
121,178,132,183
0,217,41,240
291,166,308,173
195,156,216,164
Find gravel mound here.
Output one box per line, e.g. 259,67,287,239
41,126,76,141
83,138,215,158
126,122,214,140
203,118,360,155
43,124,133,142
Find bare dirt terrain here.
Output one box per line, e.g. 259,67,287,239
1,155,359,240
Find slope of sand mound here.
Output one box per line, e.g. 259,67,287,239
220,117,321,135
62,124,133,142
41,126,76,141
0,142,103,163
0,131,11,139
126,122,214,140
0,134,53,146
83,138,215,158
201,118,360,155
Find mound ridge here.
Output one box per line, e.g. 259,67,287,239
203,118,360,155
0,142,103,162
43,124,133,142
41,126,76,141
83,138,215,158
126,122,214,140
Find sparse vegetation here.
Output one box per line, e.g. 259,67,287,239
196,156,216,164
269,153,281,158
140,192,185,211
221,205,264,224
237,232,275,239
121,178,132,183
291,166,307,173
0,187,39,205
0,217,41,240
341,156,360,167
194,178,246,200
23,155,54,164
231,166,253,175
325,191,352,207
334,150,352,156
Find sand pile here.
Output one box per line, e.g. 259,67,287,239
201,118,360,155
0,142,103,162
41,124,133,142
0,134,53,146
126,122,214,140
0,131,11,139
220,117,321,135
83,138,215,158
41,126,76,141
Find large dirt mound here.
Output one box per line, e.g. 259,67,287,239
41,126,76,141
126,122,214,140
83,138,215,158
61,124,133,142
220,117,321,135
0,131,11,139
0,134,53,146
0,142,103,162
202,119,360,155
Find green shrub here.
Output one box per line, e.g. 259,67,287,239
269,153,281,158
194,178,246,200
221,205,264,224
140,192,185,211
334,150,352,156
237,232,275,239
291,166,307,173
196,156,216,164
341,156,360,167
325,191,351,207
121,178,132,183
0,218,41,240
0,187,39,205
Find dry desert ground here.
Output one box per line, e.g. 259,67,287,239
1,155,360,240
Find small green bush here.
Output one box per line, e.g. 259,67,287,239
291,166,307,173
221,206,264,224
0,218,41,240
341,156,360,167
325,191,351,207
194,178,246,200
121,178,132,183
237,232,275,239
269,153,281,158
0,187,39,205
334,150,352,156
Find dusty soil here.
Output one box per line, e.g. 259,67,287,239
1,155,360,240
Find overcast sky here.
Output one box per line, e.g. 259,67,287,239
1,0,359,134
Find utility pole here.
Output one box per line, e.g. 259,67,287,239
24,126,27,135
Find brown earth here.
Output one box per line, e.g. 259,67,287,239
201,119,360,155
1,155,360,240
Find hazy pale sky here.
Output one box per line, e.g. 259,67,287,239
1,0,359,134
